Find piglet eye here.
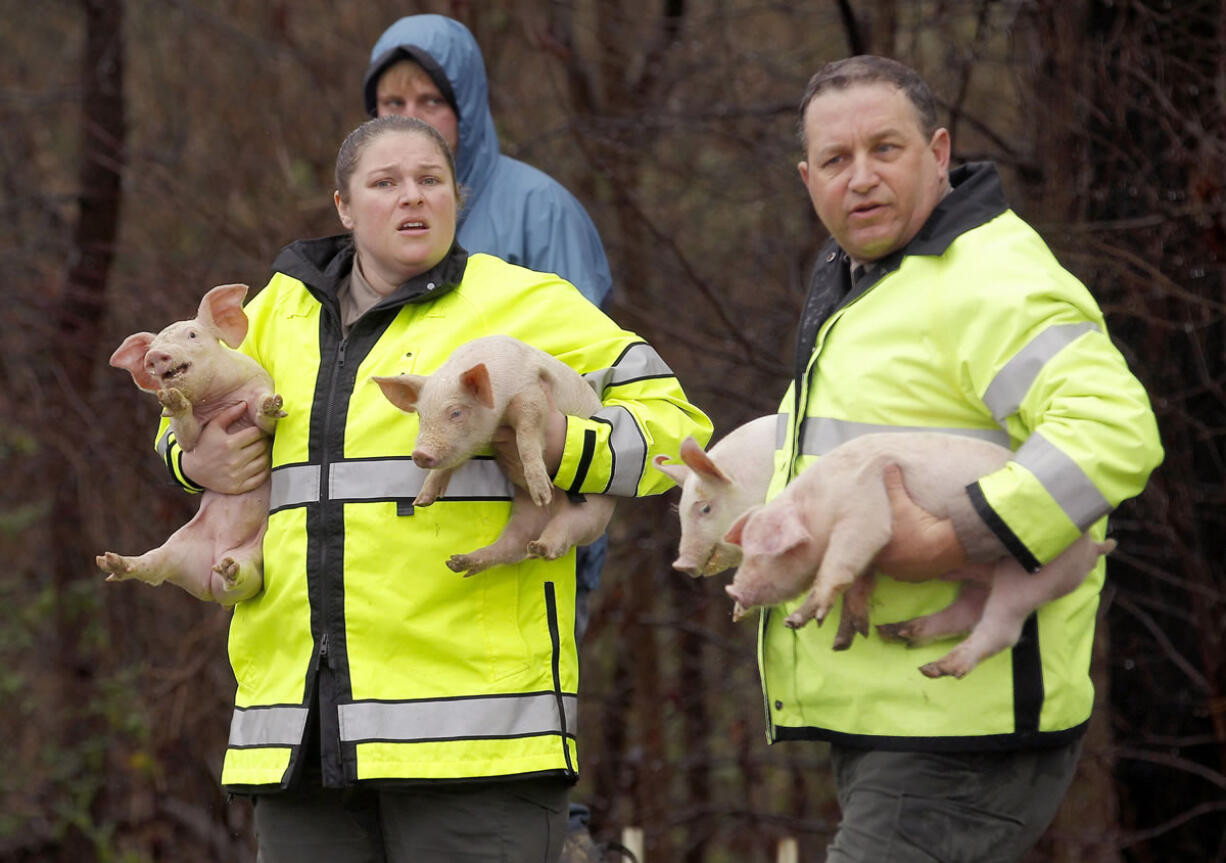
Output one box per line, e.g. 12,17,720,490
700,503,712,515
188,330,197,339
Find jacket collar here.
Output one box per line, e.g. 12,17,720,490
272,233,468,315
792,161,1009,389
810,161,1008,296
905,161,1009,257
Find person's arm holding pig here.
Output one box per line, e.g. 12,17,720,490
451,256,713,501
155,371,272,496
873,270,1161,581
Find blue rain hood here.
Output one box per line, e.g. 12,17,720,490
364,15,612,307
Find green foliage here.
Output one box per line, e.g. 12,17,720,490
0,423,43,535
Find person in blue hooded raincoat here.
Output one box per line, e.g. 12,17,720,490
363,14,613,645
363,15,611,309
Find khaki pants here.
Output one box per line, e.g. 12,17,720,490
253,777,569,863
825,739,1082,863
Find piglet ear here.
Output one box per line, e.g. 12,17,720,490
680,436,731,485
110,332,159,392
198,284,250,348
459,363,495,409
757,507,811,556
652,453,690,486
373,374,428,413
723,506,759,547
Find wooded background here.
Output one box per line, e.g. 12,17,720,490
2,0,1223,860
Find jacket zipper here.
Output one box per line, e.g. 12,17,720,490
316,334,347,783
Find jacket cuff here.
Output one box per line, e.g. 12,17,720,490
162,436,205,494
948,485,1008,563
552,415,603,496
963,481,1043,573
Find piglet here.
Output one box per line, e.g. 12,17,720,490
722,432,1115,678
652,415,776,577
97,283,284,606
374,334,615,576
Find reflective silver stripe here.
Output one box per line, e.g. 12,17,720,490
155,426,173,458
1013,432,1111,530
982,322,1098,422
796,417,1011,456
330,459,512,501
270,464,321,509
229,705,310,747
583,343,674,393
338,693,579,743
775,412,790,450
270,460,513,509
594,405,646,496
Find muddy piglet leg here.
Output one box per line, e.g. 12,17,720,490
504,388,555,507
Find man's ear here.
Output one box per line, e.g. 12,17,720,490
797,159,810,186
930,127,951,179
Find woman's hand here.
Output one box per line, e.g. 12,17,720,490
874,464,967,581
180,402,271,495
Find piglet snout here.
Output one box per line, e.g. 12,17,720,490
412,449,439,469
145,350,174,373
672,558,701,578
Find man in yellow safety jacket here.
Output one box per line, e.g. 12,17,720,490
766,56,1163,863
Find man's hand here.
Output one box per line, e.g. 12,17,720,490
874,463,967,581
180,402,271,495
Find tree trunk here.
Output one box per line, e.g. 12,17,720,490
49,0,126,857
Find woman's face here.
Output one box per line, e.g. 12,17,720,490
334,129,458,293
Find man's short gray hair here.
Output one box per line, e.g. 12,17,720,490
797,56,941,150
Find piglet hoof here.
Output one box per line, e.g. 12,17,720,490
876,622,916,646
97,551,132,580
849,612,869,638
526,539,563,560
157,387,190,416
831,612,860,650
919,656,973,680
213,557,240,586
526,475,554,508
261,394,287,419
730,601,749,622
448,554,493,577
413,491,438,507
783,610,814,630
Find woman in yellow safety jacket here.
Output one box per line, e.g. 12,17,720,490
161,115,712,862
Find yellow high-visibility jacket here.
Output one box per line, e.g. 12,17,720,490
762,163,1162,750
163,236,712,790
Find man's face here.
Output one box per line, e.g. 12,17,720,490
375,60,460,156
797,82,950,263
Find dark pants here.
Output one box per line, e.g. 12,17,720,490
253,777,569,863
825,740,1082,863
